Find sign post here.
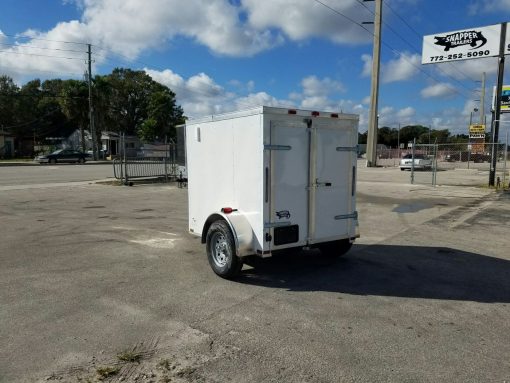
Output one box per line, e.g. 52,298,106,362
489,22,507,187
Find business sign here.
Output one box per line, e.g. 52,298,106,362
502,85,510,113
469,124,486,133
422,24,503,64
469,124,486,139
492,85,510,113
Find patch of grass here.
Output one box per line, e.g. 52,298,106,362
96,365,120,380
117,350,142,363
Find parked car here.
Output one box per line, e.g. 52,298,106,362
399,153,432,171
36,149,87,164
445,152,490,163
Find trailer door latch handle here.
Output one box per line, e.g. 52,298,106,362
315,179,332,187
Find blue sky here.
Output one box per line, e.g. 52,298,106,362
1,0,509,134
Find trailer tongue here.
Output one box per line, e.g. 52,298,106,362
185,106,359,278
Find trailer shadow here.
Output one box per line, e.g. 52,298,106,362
238,245,510,303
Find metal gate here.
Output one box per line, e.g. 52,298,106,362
113,134,182,184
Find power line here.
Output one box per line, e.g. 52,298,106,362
382,1,474,83
312,0,472,99
312,0,373,35
0,65,84,78
0,42,87,54
0,107,63,130
0,50,86,60
0,32,88,46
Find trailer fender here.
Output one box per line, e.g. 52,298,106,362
201,211,253,257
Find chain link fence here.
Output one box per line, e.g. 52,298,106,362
403,143,509,187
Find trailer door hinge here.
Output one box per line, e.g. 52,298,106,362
334,211,358,220
264,145,292,151
336,146,358,152
264,221,291,229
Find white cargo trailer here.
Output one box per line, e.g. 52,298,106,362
185,106,359,278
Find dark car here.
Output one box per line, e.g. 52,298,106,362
36,149,87,164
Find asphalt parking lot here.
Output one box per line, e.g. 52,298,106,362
0,165,509,383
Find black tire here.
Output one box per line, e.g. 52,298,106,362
78,157,85,164
319,239,353,258
206,221,243,278
49,158,57,164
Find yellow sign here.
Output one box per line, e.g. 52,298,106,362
469,124,486,134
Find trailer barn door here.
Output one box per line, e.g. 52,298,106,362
311,121,354,242
269,118,356,250
269,121,309,248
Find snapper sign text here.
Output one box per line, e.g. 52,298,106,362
422,24,503,64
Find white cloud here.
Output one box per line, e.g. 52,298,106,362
381,52,421,84
361,54,372,77
288,75,348,111
397,107,416,119
243,0,372,44
434,56,498,81
421,83,457,98
145,68,233,117
81,0,283,58
1,0,383,80
146,69,359,118
377,106,415,127
468,0,510,14
361,52,421,83
301,75,345,97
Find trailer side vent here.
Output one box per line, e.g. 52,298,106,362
331,113,339,118
274,225,299,246
288,109,297,115
311,111,320,117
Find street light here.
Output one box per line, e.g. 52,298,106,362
469,107,479,125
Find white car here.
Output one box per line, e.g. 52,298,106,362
399,154,432,171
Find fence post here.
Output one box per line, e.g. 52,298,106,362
411,138,415,184
432,143,437,186
119,134,124,184
503,135,508,188
123,133,129,185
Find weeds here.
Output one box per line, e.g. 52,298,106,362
96,366,120,380
117,350,142,363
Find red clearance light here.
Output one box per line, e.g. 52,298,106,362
311,111,320,117
288,109,297,115
331,113,339,118
221,207,236,214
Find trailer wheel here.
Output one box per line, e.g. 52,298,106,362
206,221,243,278
319,239,352,257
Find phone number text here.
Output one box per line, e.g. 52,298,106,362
429,50,491,62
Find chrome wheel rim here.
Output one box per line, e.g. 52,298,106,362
210,232,230,268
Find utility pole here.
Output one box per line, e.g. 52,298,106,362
489,22,507,187
364,0,382,167
480,72,486,125
87,44,97,161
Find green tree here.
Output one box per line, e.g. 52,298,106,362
0,76,19,130
103,68,154,135
138,118,158,142
59,80,89,151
